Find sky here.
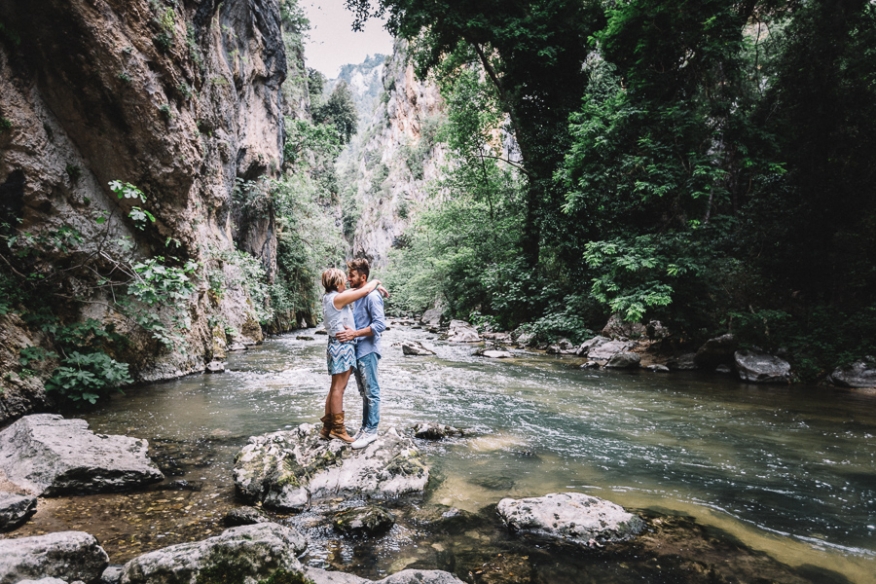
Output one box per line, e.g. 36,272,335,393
301,1,394,78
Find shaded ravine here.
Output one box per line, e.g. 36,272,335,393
8,325,875,582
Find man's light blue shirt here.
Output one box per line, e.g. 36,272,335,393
353,289,385,359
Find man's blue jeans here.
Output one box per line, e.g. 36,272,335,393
354,352,381,432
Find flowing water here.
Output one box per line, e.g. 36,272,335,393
14,326,876,583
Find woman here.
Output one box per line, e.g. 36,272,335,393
319,268,386,442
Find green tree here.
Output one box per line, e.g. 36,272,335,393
312,81,359,143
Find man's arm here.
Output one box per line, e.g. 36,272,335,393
336,291,385,342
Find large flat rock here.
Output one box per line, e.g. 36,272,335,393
0,414,164,496
497,492,645,547
735,350,791,384
120,523,306,584
233,424,429,511
829,360,876,388
0,531,109,584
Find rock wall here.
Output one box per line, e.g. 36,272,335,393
339,40,448,267
0,0,297,422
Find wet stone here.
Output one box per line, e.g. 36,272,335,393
333,505,396,537
410,423,464,440
497,492,645,547
233,424,429,511
0,531,109,584
645,364,670,373
297,335,316,341
402,341,436,356
223,505,270,527
0,491,37,531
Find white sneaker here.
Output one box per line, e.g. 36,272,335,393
352,427,365,442
351,429,379,450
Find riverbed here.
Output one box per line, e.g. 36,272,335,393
9,325,876,583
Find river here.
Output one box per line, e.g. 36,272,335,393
13,325,876,583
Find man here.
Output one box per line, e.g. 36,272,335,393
336,258,386,450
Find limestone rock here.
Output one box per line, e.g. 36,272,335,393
306,567,369,584
119,523,306,584
546,338,577,355
828,360,876,388
497,492,645,547
0,491,37,531
0,531,109,584
514,331,536,347
735,350,791,384
17,579,68,584
605,352,641,369
576,335,610,356
446,320,480,343
694,334,738,369
333,505,396,537
223,506,270,527
482,350,512,359
233,425,429,511
0,414,163,496
482,332,512,343
227,343,248,352
100,566,124,584
601,315,646,339
205,360,226,373
402,341,436,356
580,361,600,369
667,353,698,370
586,339,636,362
420,309,443,326
211,326,228,362
410,423,464,440
297,335,316,341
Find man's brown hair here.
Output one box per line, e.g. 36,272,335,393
347,258,370,279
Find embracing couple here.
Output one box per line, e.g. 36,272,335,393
319,258,388,450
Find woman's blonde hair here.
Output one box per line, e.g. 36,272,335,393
321,268,345,293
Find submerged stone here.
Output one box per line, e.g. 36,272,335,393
119,523,306,584
410,423,464,440
0,414,164,496
402,341,436,356
333,505,396,537
497,492,645,547
0,531,109,584
233,424,429,511
605,351,641,369
305,568,465,584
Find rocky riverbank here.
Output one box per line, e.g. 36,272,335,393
0,412,837,584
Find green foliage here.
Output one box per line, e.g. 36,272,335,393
0,117,11,133
312,81,358,143
65,164,82,182
45,351,132,405
158,103,173,120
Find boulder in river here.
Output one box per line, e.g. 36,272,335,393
0,414,164,496
401,341,436,356
119,523,306,584
694,333,738,369
223,506,270,527
605,351,641,369
420,308,443,326
514,331,536,347
546,338,578,355
482,350,512,359
734,350,791,384
497,492,646,547
0,531,109,584
333,505,396,537
205,360,225,373
0,491,37,531
828,360,876,388
305,568,465,584
233,424,429,511
645,364,670,373
667,353,698,370
410,422,464,440
446,320,480,343
580,337,636,362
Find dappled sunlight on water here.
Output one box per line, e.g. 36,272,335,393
13,325,873,581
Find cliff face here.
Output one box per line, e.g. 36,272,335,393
0,0,295,421
337,41,448,267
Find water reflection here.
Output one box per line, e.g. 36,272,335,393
71,326,876,582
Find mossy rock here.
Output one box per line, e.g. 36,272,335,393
332,505,396,537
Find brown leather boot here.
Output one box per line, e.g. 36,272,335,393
319,414,331,440
329,412,354,443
